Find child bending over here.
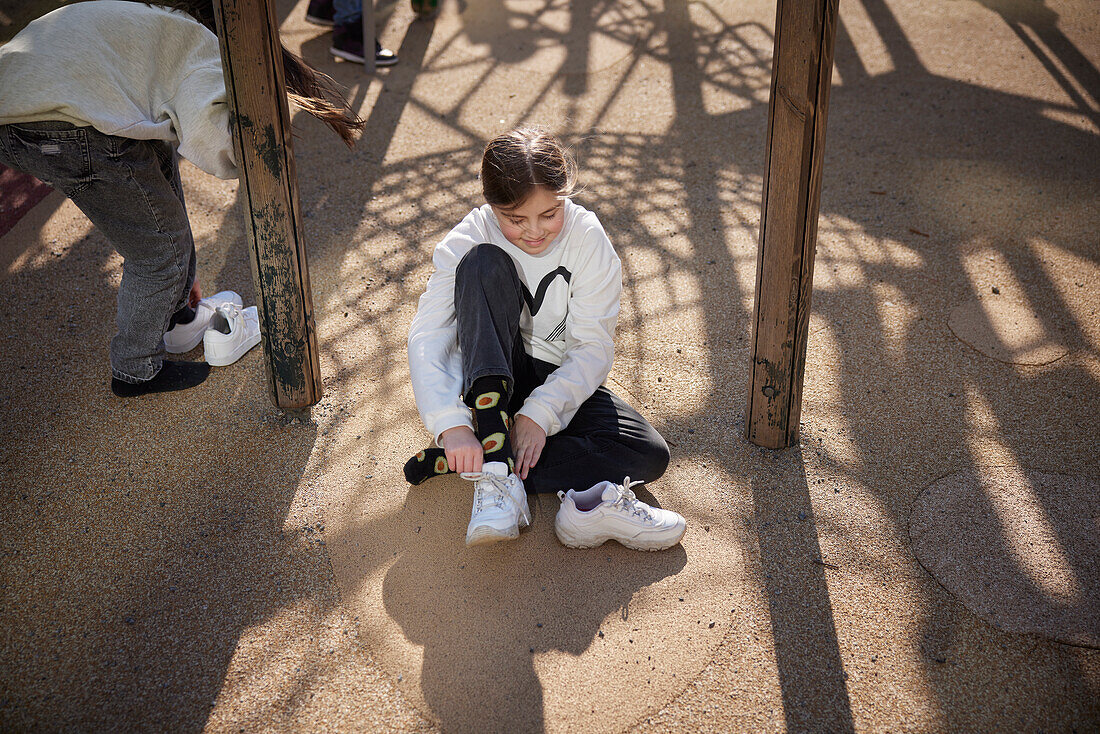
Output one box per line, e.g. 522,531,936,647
0,0,362,397
406,128,686,550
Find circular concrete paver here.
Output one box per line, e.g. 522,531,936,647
910,467,1099,648
948,297,1068,365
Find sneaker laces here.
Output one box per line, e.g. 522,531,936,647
610,477,653,521
462,471,511,511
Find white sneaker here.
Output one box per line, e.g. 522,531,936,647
462,461,531,546
164,291,243,353
203,304,261,367
555,477,686,551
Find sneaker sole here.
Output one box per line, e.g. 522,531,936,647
466,499,530,547
554,524,685,552
330,46,400,66
330,46,365,63
466,524,520,546
205,333,261,367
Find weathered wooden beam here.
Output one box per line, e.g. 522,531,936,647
746,0,839,449
213,0,323,410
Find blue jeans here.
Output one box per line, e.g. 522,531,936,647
333,0,360,25
0,122,196,383
454,243,671,494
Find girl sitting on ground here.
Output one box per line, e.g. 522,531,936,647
0,0,362,397
405,127,687,550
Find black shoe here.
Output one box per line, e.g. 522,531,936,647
330,22,399,66
410,0,439,19
305,0,335,26
111,360,210,398
375,41,399,67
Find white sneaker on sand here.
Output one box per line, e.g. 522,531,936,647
462,461,531,547
555,477,686,551
164,290,243,353
203,303,261,367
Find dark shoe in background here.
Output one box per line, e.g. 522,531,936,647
305,0,335,26
111,361,211,398
410,0,439,19
330,22,399,66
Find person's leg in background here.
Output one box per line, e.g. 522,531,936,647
0,122,209,396
305,0,399,66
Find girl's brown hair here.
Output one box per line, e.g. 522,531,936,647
481,128,578,208
278,47,363,147
149,0,364,147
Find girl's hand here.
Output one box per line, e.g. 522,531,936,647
439,426,483,474
510,415,546,480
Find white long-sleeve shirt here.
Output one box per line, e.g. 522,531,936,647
0,1,237,179
408,199,622,443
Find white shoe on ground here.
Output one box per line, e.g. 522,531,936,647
164,290,242,353
203,303,261,367
461,461,531,547
555,477,686,551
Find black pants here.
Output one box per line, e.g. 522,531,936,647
454,243,670,494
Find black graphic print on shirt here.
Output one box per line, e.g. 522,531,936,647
521,267,571,316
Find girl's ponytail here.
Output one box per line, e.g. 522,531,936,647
280,47,364,148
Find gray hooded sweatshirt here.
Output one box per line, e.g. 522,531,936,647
0,1,237,179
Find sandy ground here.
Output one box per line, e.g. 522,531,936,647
1,0,1098,731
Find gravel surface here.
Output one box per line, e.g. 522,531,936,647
2,0,1098,731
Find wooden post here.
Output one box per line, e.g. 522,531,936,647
746,0,839,449
213,0,323,410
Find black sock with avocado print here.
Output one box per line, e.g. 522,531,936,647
402,376,515,485
403,447,452,485
464,375,515,472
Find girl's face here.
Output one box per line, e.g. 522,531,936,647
491,185,565,255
